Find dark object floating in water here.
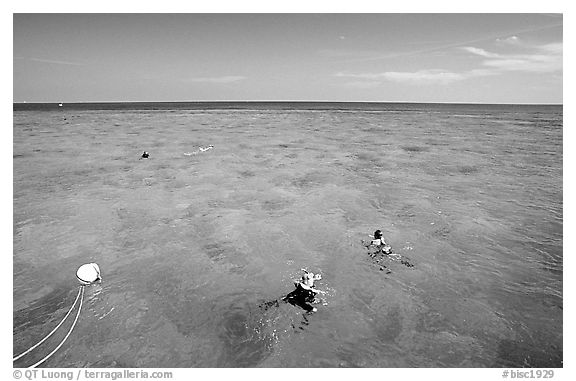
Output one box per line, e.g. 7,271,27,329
141,151,149,159
401,145,428,153
458,165,479,175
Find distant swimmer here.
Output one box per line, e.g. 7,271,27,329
199,145,214,152
140,151,149,159
363,230,414,270
184,145,214,156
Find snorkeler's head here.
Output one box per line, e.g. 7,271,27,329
374,230,382,239
301,272,315,287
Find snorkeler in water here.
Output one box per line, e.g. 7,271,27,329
184,145,214,156
260,269,326,313
140,151,149,159
364,230,392,254
282,269,326,312
363,230,414,269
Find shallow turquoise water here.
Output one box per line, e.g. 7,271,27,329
13,103,562,367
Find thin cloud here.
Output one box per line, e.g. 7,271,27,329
461,47,501,58
496,35,520,45
187,76,246,84
462,41,562,73
337,70,474,85
336,68,496,86
383,70,465,84
15,56,84,66
483,56,561,72
539,42,562,53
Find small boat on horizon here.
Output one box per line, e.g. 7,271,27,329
58,103,63,107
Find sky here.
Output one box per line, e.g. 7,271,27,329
13,13,563,104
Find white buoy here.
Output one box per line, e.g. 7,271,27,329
76,263,101,285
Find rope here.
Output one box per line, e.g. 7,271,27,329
13,286,83,362
29,286,85,368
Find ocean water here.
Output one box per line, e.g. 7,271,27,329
13,102,562,367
